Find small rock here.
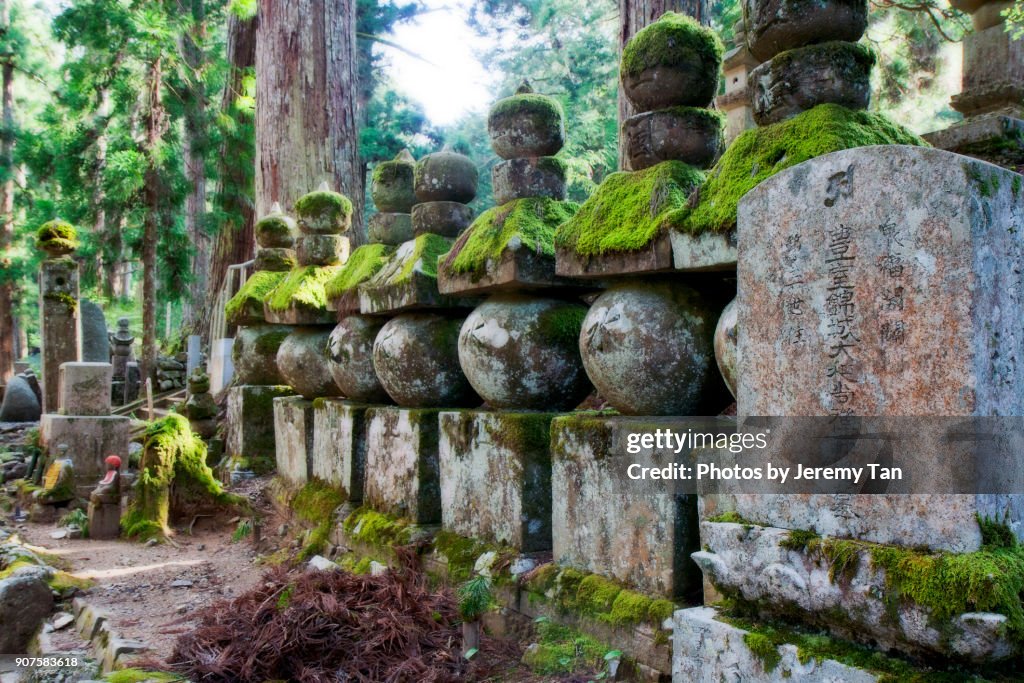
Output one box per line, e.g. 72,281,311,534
474,550,498,577
51,613,75,630
170,579,193,588
49,529,68,540
197,544,206,551
370,561,388,577
145,538,158,547
176,604,188,614
278,524,289,537
307,555,338,572
510,557,537,576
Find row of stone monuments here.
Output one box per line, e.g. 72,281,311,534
223,5,1024,681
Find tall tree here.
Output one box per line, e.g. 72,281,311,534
0,0,14,385
617,0,708,169
255,0,363,242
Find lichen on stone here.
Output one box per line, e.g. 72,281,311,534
265,265,341,313
675,104,926,235
619,11,723,79
442,197,579,278
122,414,245,541
324,243,395,299
35,219,79,253
224,270,286,324
554,160,704,256
371,157,415,186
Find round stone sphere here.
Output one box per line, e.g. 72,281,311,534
414,151,478,204
487,93,565,159
232,324,291,386
458,294,591,411
277,326,341,399
580,280,718,416
327,315,390,403
373,313,480,408
714,298,737,399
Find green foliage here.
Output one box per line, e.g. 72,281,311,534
522,619,608,675
342,505,412,546
457,575,494,620
59,509,89,538
324,243,395,299
555,160,704,255
620,11,724,79
123,414,245,541
265,265,341,313
677,104,926,235
231,518,252,543
744,632,783,672
102,669,181,683
442,197,579,277
393,232,451,283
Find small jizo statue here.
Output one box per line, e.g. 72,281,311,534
87,455,122,539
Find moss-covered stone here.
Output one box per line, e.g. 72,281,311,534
522,620,610,675
371,150,417,213
265,265,341,314
292,479,346,560
555,160,704,256
35,219,79,256
675,104,926,235
342,505,412,546
122,414,245,541
324,243,395,300
294,190,353,234
488,87,565,159
255,213,297,248
393,232,450,284
442,197,579,278
254,247,297,272
224,270,286,326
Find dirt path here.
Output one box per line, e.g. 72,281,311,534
14,478,280,666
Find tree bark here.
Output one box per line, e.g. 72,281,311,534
141,55,167,385
182,0,210,332
256,0,364,244
202,10,257,342
617,0,709,170
0,0,15,386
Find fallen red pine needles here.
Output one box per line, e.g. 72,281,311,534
169,548,502,683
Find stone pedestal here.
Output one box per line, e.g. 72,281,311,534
551,414,701,599
87,499,121,540
364,406,441,524
311,399,370,501
59,362,112,416
439,410,555,551
273,396,314,486
40,414,130,497
226,386,295,474
39,259,81,413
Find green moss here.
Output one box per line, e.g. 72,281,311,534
433,529,511,583
253,328,290,356
103,669,181,683
224,270,285,324
324,243,394,299
576,574,622,614
676,104,926,235
372,158,414,185
394,232,452,283
44,292,78,315
292,479,346,561
35,219,79,252
523,620,608,675
779,528,820,552
443,197,578,278
537,156,567,175
49,569,95,593
555,160,704,256
265,265,340,313
528,563,561,593
537,304,587,347
489,93,563,132
255,214,295,243
294,190,353,222
620,11,723,79
744,632,783,672
978,514,1017,549
123,414,245,541
647,598,676,623
707,511,756,525
342,506,412,547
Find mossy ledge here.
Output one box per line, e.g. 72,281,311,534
375,232,452,285
675,103,926,235
620,11,723,79
324,243,394,299
524,563,676,631
554,160,703,257
291,479,346,561
224,270,286,324
265,264,341,313
342,505,413,547
442,197,579,278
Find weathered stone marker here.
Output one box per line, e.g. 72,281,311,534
36,220,82,413
79,299,109,363
689,146,1024,665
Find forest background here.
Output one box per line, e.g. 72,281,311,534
0,0,1013,380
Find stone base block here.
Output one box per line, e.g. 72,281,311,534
40,414,130,497
439,410,554,551
551,414,700,599
59,362,112,416
226,385,294,472
88,501,121,540
672,607,879,683
273,396,314,486
364,407,441,523
555,233,675,278
692,520,1017,661
312,399,370,501
669,229,737,271
438,242,583,296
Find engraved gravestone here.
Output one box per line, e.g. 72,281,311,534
728,145,1024,550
